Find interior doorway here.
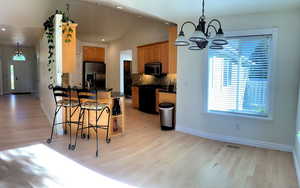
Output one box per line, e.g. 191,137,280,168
120,50,132,97
123,60,132,98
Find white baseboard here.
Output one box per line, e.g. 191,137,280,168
176,126,293,152
293,150,300,187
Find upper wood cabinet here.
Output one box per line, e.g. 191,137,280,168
137,25,178,74
137,41,169,73
137,47,146,73
62,23,77,73
168,25,178,74
83,46,105,62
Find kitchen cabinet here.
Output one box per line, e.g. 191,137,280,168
137,47,146,73
132,86,139,108
137,25,178,74
160,42,169,73
168,25,178,73
156,91,176,112
137,41,169,73
83,46,105,62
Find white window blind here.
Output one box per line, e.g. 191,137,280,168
208,35,272,117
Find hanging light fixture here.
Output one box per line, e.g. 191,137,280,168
13,42,26,61
15,42,23,56
175,0,228,50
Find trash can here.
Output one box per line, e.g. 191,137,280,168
159,103,175,130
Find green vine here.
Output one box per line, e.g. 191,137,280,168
43,10,74,88
63,22,74,43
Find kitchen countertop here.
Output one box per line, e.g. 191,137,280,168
159,89,176,94
132,84,176,94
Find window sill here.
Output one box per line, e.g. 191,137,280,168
206,110,272,121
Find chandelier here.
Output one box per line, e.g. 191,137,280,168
15,42,23,56
175,0,228,50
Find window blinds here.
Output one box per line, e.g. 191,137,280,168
208,35,272,117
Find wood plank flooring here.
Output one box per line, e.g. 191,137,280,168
0,95,298,188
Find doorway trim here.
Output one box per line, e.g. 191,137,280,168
0,58,3,95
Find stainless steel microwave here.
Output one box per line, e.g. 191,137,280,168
144,62,162,76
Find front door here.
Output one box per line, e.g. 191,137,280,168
10,61,33,94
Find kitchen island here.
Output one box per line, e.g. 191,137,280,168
64,89,125,138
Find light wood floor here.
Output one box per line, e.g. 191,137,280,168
0,95,298,188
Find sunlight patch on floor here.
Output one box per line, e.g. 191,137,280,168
0,144,137,188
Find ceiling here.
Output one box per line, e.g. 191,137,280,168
0,0,67,47
0,0,299,47
85,0,300,22
68,1,168,44
0,0,168,47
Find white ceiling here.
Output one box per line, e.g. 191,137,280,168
69,1,168,43
86,0,300,22
0,0,299,47
0,0,167,47
0,0,68,47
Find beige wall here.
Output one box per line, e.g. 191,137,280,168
107,18,169,91
175,10,300,149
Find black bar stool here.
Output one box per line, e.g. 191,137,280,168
71,88,111,157
46,86,80,150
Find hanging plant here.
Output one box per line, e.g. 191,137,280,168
63,22,74,43
43,8,74,89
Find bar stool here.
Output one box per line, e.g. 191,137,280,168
46,86,80,150
71,88,111,157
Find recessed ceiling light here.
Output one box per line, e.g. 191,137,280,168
165,22,169,25
101,38,105,42
116,6,123,9
1,28,6,31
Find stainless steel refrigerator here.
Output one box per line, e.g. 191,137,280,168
83,61,106,89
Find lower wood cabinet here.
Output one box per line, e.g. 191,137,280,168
132,86,139,108
156,91,176,112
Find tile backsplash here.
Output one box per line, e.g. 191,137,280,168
132,73,177,87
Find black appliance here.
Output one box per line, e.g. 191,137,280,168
83,61,106,89
144,62,162,76
139,85,160,114
112,98,121,116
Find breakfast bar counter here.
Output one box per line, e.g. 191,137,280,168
64,89,125,138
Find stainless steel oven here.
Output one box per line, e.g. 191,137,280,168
144,62,162,76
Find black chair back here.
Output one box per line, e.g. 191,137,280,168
53,86,71,104
77,88,98,106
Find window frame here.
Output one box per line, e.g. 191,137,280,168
203,28,278,120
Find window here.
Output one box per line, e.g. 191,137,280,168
207,34,272,118
10,65,15,90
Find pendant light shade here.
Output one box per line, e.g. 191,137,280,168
189,29,206,42
211,28,228,46
175,31,189,46
212,37,228,46
188,42,202,50
209,44,224,50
